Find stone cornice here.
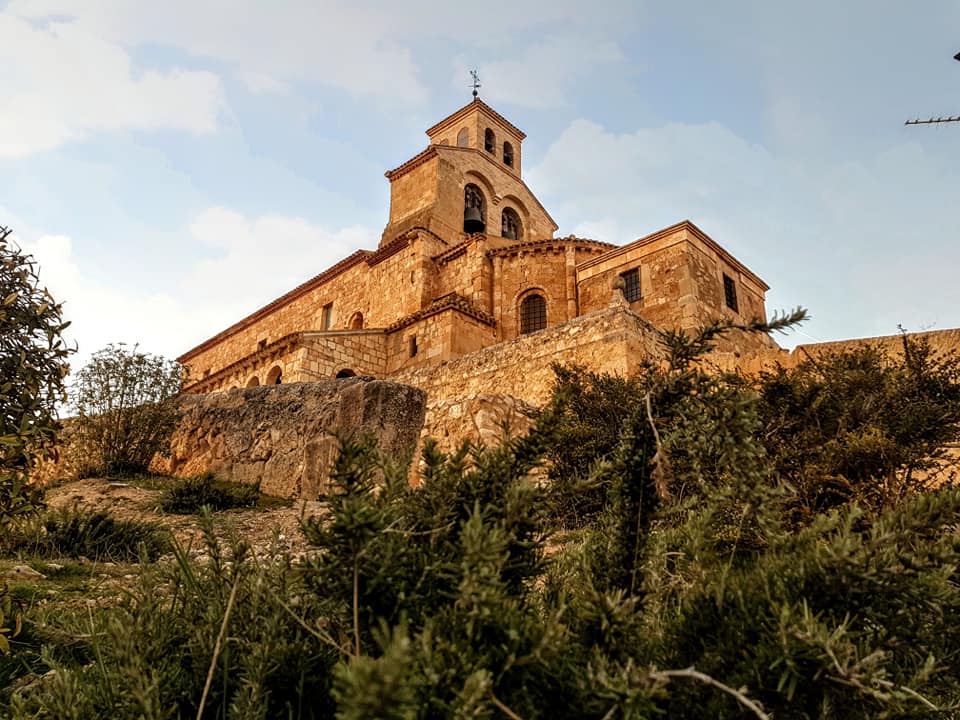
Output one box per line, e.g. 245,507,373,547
424,98,526,141
179,232,425,364
366,234,411,266
432,239,472,265
487,236,615,260
384,146,438,180
385,292,495,333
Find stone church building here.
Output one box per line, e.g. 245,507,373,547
178,98,774,396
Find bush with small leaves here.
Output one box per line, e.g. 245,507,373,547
13,310,960,720
0,225,72,526
70,344,182,477
756,334,960,521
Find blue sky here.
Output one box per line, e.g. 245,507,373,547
2,0,959,372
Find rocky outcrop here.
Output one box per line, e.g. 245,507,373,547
422,393,539,453
152,378,426,499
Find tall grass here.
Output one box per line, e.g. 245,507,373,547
2,506,169,562
159,473,261,514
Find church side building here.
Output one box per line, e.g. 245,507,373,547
178,98,773,394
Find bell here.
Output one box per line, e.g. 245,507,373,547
463,206,485,234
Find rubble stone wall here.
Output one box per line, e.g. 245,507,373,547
153,379,426,499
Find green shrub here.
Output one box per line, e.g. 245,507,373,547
544,364,649,528
756,335,960,521
10,518,338,719
0,225,73,526
159,473,260,514
12,312,960,719
2,506,169,562
70,344,182,478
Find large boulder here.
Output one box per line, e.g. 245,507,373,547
153,378,426,499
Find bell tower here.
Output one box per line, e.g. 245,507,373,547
380,95,556,248
423,97,526,177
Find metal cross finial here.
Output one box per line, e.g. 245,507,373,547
470,69,481,99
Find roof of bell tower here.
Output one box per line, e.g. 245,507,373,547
425,98,526,142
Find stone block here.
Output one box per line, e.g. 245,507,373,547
160,379,426,498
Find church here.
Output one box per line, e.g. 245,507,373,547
177,97,775,394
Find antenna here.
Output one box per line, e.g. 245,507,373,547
905,51,960,127
905,115,960,126
470,69,481,99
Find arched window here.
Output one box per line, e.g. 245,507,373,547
336,368,357,378
349,312,364,330
503,141,514,167
463,184,486,234
484,128,495,154
266,366,282,385
246,376,260,387
501,208,522,241
519,294,547,334
457,127,469,147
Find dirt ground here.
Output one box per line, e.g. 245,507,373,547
44,477,326,562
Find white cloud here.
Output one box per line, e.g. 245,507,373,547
182,207,375,331
6,1,427,105
527,117,960,347
17,232,184,374
240,72,290,96
402,0,645,46
0,13,224,157
457,39,626,109
527,118,780,245
12,209,377,375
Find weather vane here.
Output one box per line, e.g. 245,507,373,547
470,69,481,99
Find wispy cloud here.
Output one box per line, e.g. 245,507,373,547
0,13,224,157
13,209,376,371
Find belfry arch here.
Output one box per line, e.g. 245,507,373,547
501,207,522,241
463,183,486,234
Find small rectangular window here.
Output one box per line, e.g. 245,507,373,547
409,336,418,357
321,303,334,330
620,268,641,303
723,274,739,312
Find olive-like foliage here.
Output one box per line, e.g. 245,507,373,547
0,225,72,525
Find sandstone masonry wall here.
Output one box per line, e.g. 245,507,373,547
387,160,439,228
391,304,665,407
577,224,774,356
385,309,494,374
181,231,449,387
790,328,960,364
707,327,960,376
297,331,389,381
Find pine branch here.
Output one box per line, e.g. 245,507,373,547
650,667,769,719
